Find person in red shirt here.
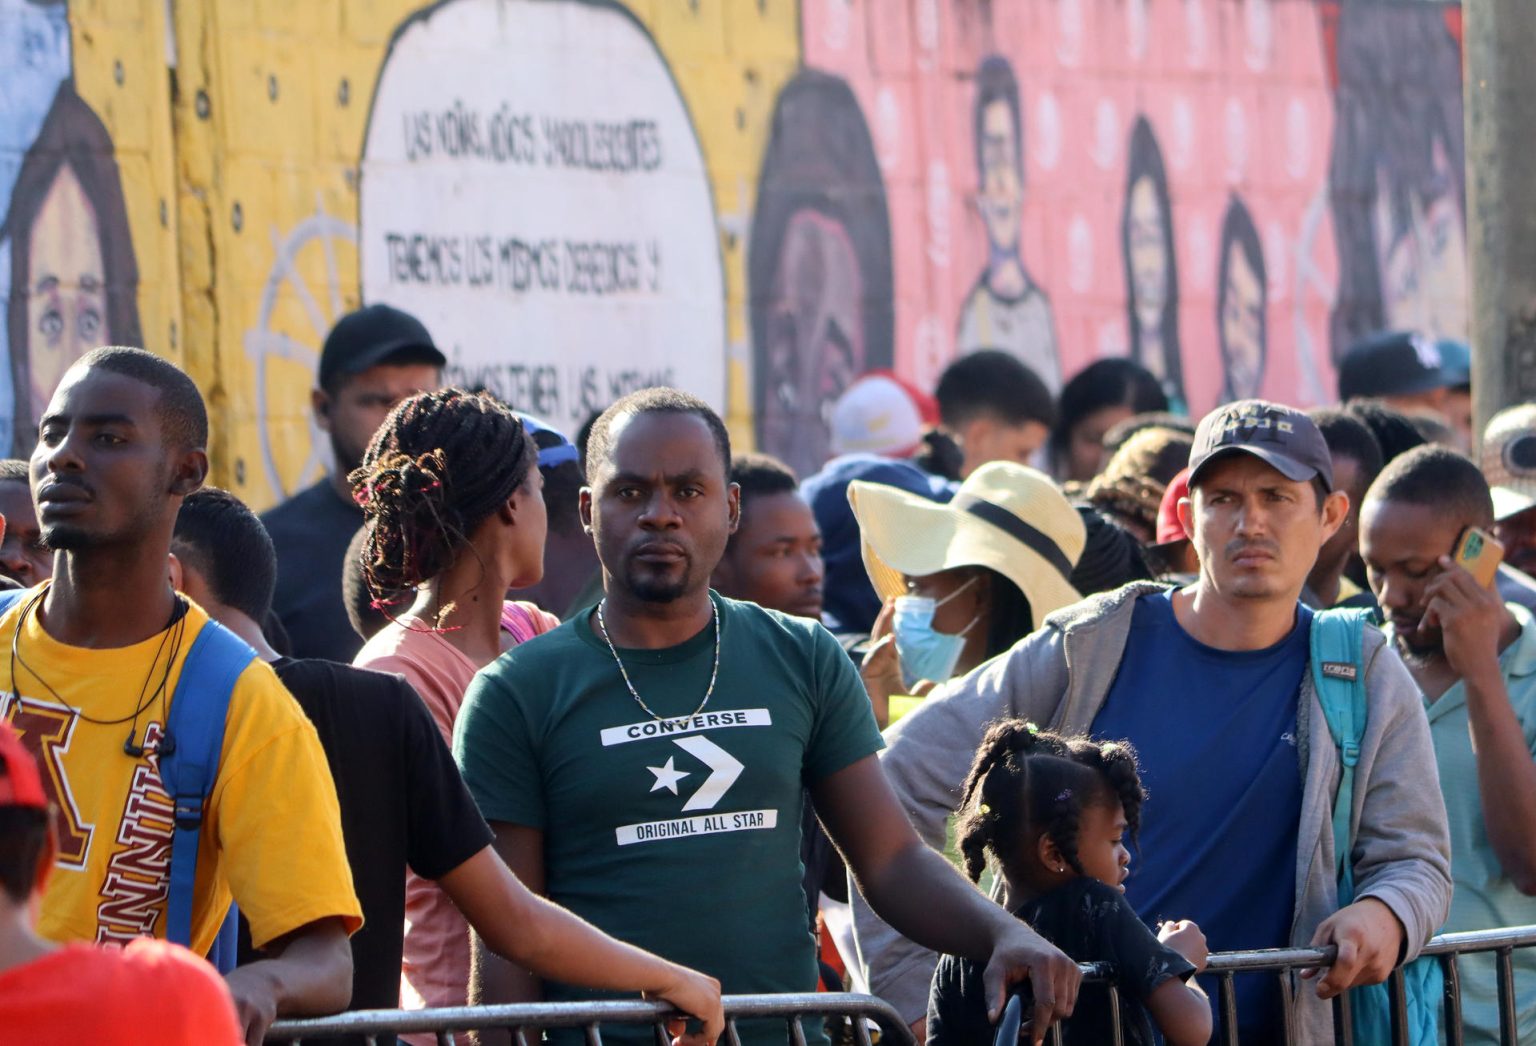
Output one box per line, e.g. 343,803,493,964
0,721,242,1044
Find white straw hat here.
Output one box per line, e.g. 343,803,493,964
1482,403,1536,521
847,461,1086,619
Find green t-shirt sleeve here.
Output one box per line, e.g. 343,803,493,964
453,663,546,829
803,622,885,783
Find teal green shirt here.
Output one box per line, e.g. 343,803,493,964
1425,603,1536,1044
454,594,884,1045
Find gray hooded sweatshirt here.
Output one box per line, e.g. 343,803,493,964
851,582,1452,1041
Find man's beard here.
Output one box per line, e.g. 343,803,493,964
623,568,690,604
39,521,92,551
1392,629,1443,668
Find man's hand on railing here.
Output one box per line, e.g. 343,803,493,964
1301,897,1405,999
643,965,724,1046
982,922,1083,1046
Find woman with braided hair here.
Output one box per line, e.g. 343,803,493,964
350,387,560,1023
928,721,1212,1046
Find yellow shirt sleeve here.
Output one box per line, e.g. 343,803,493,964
196,659,362,952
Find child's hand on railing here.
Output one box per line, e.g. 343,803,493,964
1157,920,1209,973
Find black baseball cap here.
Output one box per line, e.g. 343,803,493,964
1337,330,1459,401
1189,399,1335,491
318,304,445,390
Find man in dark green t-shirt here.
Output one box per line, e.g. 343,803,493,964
454,388,1081,1046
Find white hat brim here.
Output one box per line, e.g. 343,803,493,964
848,481,1083,623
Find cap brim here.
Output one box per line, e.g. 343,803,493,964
1189,445,1321,488
847,481,1082,622
1493,486,1536,522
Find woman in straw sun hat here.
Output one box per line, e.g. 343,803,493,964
849,461,1086,721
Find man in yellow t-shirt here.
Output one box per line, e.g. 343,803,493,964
0,347,361,1044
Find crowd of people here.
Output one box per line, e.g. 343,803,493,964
0,307,1532,1046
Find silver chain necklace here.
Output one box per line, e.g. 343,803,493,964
595,596,721,722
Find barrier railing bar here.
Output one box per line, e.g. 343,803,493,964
1334,987,1354,1046
1387,965,1408,1046
270,926,1536,1044
583,1026,601,1046
1277,972,1295,1043
1106,984,1124,1046
1497,946,1517,1046
853,1017,874,1046
1217,972,1238,1046
787,1015,808,1046
271,994,915,1044
1441,952,1464,1046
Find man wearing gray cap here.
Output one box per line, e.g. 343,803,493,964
853,400,1451,1044
262,304,444,662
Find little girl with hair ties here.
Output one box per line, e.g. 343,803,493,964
928,721,1211,1046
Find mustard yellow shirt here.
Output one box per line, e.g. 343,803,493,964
0,590,361,952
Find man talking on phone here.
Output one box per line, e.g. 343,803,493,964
1361,445,1536,1043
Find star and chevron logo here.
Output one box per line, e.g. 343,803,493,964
645,735,744,811
602,708,778,847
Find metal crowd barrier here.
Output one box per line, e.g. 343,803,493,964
1037,923,1536,1046
267,925,1536,1046
267,992,918,1046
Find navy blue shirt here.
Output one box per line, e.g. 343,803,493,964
1092,590,1308,1042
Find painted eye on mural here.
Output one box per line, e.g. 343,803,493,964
37,309,64,344
77,307,102,341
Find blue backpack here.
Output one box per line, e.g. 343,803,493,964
1309,608,1442,1045
0,589,255,971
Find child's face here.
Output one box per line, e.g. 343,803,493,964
1076,802,1132,891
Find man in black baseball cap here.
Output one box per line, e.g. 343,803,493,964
1338,330,1468,447
261,304,445,661
1190,399,1335,488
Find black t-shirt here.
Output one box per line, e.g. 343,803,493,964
927,878,1196,1046
261,478,365,662
239,657,492,1034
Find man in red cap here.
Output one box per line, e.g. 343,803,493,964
1145,467,1198,579
0,722,242,1042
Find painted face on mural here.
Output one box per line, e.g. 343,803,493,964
977,100,1022,254
25,164,106,425
1219,241,1265,400
1127,176,1168,334
1374,137,1468,342
760,208,864,477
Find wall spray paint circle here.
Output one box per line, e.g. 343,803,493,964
1244,0,1274,71
1171,96,1196,172
1285,97,1311,180
1127,0,1149,61
1224,98,1249,183
1184,0,1209,68
1057,0,1084,66
1035,91,1062,172
1092,98,1120,171
358,0,726,433
876,86,902,173
1068,214,1094,293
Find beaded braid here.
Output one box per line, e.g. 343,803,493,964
348,388,535,626
1066,737,1146,846
955,720,1072,882
955,720,1146,884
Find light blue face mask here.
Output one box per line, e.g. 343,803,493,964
892,578,980,691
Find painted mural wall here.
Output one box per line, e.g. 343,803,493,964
0,0,1468,507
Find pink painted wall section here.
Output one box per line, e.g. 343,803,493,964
801,0,1371,419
